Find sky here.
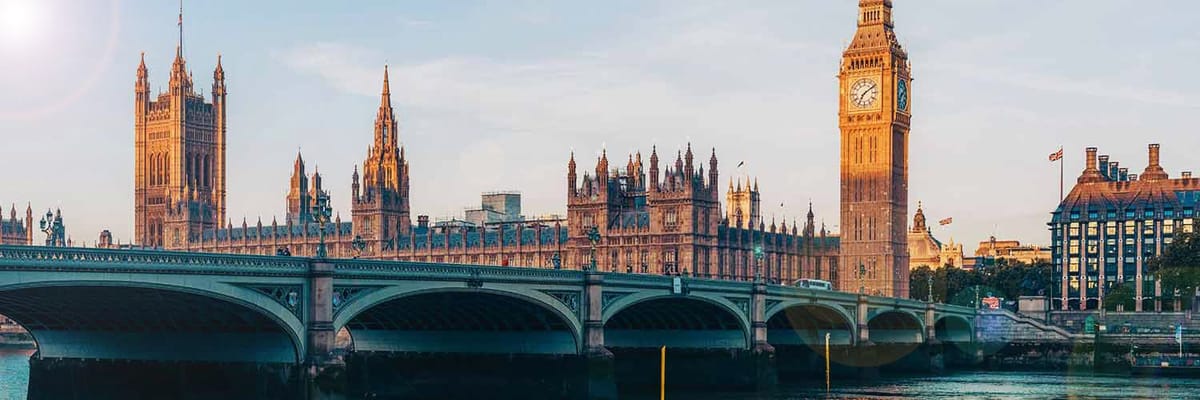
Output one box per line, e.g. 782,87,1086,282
2,0,1200,253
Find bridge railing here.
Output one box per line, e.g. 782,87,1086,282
0,245,309,274
330,258,584,283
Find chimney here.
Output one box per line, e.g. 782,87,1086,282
1079,147,1103,183
1109,161,1120,181
1183,171,1193,179
1129,174,1139,182
417,215,430,229
1098,155,1110,180
1119,168,1129,182
1142,143,1168,180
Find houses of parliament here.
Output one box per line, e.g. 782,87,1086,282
121,0,912,295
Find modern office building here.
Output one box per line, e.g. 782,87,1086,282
1049,144,1198,311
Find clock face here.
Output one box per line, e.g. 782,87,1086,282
849,78,878,108
897,79,908,111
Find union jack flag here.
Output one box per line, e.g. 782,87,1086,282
1049,148,1063,162
938,217,952,226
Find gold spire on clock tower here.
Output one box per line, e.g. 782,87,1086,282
838,0,911,298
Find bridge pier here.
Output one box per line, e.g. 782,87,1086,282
583,271,617,400
749,278,778,391
305,259,346,400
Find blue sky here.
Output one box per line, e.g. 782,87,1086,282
2,0,1199,252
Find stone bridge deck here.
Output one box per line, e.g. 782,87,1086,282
0,245,975,367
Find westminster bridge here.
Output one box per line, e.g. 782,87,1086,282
0,245,977,399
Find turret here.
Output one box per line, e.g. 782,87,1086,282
708,148,719,192
596,149,609,181
568,152,577,197
684,143,694,184
352,164,360,200
25,203,32,245
648,146,659,192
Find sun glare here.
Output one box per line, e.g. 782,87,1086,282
0,0,40,46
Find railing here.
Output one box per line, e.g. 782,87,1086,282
331,258,584,282
0,245,308,272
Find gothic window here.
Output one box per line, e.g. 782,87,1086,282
665,209,678,231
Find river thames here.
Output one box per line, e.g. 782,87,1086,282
3,349,1199,399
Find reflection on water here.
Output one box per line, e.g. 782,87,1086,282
0,349,33,400
2,348,1198,400
626,371,1200,400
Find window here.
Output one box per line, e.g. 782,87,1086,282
1088,211,1099,219
1143,220,1155,235
1070,212,1080,220
1184,208,1195,218
1069,239,1080,255
1106,223,1117,236
1086,223,1098,236
1069,223,1080,237
1124,222,1136,235
1165,209,1175,218
1126,210,1136,219
1164,223,1175,234
1107,211,1117,219
1144,210,1155,218
1069,258,1079,273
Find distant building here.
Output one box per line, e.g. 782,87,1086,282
1049,144,1198,311
566,145,839,281
0,204,33,245
975,237,1051,265
907,203,965,270
465,191,523,226
726,178,761,229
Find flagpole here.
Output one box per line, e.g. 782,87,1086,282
1059,146,1064,202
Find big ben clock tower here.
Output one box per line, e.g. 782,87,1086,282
838,0,911,298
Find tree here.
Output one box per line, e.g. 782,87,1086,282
1147,232,1200,309
1104,283,1135,311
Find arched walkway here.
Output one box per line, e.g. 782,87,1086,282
766,304,854,346
935,316,973,343
604,296,747,349
340,290,578,355
868,311,924,344
0,284,300,363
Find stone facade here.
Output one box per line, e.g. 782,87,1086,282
838,0,911,297
134,44,226,248
0,204,33,245
133,22,840,285
566,146,838,282
975,237,1051,265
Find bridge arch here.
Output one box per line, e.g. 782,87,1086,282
0,280,304,363
867,310,925,344
935,315,973,343
333,284,582,355
765,302,856,346
602,293,750,349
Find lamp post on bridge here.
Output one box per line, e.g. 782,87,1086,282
351,235,366,259
311,190,332,259
927,274,934,303
586,226,600,271
754,243,765,283
857,262,866,295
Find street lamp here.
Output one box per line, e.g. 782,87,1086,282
858,262,867,295
754,244,765,283
351,235,366,259
586,226,600,271
311,190,332,258
927,273,934,303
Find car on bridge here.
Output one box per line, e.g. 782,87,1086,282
792,278,833,290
